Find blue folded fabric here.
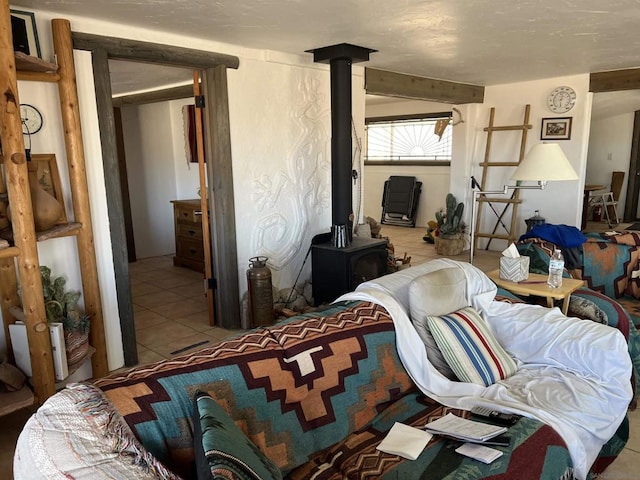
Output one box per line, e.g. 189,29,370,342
519,224,587,248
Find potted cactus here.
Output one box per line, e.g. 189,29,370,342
434,193,468,255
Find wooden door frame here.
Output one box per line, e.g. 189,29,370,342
625,111,640,221
71,32,241,366
590,68,640,222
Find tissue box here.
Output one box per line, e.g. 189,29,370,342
499,256,530,282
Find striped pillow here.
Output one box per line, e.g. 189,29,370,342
427,307,517,386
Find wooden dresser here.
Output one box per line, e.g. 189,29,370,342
171,199,204,272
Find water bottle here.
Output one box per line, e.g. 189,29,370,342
547,249,564,288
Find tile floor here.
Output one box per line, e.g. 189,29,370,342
129,255,242,364
1,222,639,478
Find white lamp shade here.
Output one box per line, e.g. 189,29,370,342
511,143,579,182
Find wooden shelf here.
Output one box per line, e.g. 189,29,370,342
0,246,19,259
0,222,82,244
14,51,57,72
0,385,34,417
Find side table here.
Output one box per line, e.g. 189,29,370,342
486,269,584,315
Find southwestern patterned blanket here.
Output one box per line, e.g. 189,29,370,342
91,299,629,480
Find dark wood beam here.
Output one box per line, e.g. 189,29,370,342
590,68,640,93
71,31,239,70
365,68,484,104
112,84,193,106
90,48,138,367
203,65,241,328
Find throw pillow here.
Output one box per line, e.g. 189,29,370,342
408,268,468,379
427,306,517,386
193,391,283,480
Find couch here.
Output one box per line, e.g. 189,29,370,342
517,231,640,300
14,259,636,480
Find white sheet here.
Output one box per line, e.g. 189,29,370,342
338,259,632,480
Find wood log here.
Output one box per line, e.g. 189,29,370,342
52,19,109,379
0,0,56,400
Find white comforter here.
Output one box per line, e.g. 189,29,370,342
338,259,632,480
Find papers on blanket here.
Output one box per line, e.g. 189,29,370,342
424,413,507,442
455,443,504,464
376,422,433,460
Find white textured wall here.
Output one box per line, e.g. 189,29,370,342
450,75,592,252
586,113,632,218
228,55,365,293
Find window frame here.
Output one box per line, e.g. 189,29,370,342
364,111,453,166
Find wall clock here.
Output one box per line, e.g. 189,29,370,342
20,103,43,135
547,86,576,114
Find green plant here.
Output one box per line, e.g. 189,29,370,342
40,266,90,334
435,193,467,239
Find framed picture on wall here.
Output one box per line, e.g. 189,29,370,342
10,9,42,58
541,117,572,140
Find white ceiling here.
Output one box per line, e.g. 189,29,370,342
17,0,640,116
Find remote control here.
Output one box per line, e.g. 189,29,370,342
470,406,519,426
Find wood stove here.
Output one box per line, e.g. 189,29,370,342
311,236,387,305
307,44,387,304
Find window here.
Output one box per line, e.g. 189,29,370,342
365,112,452,165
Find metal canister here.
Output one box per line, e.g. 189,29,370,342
247,256,274,327
524,210,546,232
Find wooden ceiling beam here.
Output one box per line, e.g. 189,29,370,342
365,67,484,104
590,68,640,93
112,84,193,106
72,32,239,70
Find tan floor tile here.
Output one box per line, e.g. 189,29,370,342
175,310,214,332
132,303,146,313
133,269,188,284
603,446,640,478
168,281,206,298
131,282,164,298
136,255,174,268
152,274,199,290
149,298,208,320
137,348,167,365
134,309,170,330
151,332,213,357
136,321,199,348
133,290,186,308
625,407,640,452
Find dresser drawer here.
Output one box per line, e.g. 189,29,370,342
175,204,202,224
176,237,204,262
172,199,205,272
176,222,203,240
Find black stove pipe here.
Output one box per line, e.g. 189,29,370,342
307,43,376,248
330,56,353,245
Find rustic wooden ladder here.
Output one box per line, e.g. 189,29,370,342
472,105,532,254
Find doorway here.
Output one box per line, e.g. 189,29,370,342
71,32,241,366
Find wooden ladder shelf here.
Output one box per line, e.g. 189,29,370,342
472,105,532,253
0,0,108,408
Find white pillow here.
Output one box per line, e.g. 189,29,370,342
408,268,468,379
